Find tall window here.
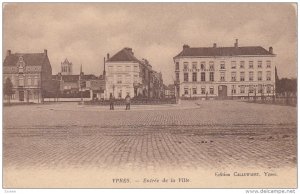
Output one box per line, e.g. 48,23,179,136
117,66,123,72
258,84,263,93
125,75,131,83
231,85,236,94
249,71,254,81
240,72,245,81
231,72,236,81
220,61,225,69
209,61,214,71
209,72,214,81
258,61,262,68
231,61,236,69
240,61,245,69
240,85,245,94
117,75,122,84
34,76,38,86
134,75,138,83
249,85,254,93
193,87,197,94
201,86,206,94
192,72,197,82
209,86,214,94
134,65,138,72
184,87,189,95
184,73,189,82
220,72,225,81
183,62,189,70
201,72,205,81
19,76,24,86
266,61,271,68
258,71,262,81
175,62,179,70
176,72,179,81
267,85,272,93
125,66,131,72
266,71,271,81
249,61,254,69
200,62,206,71
192,62,197,70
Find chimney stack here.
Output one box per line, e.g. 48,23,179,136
6,50,11,57
183,44,190,50
44,49,47,55
269,47,273,54
234,39,238,48
213,43,217,48
107,53,110,60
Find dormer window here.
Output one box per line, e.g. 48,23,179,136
18,66,24,73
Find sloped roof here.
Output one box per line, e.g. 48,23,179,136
107,47,140,63
52,74,98,82
3,53,48,66
62,75,80,82
174,46,275,58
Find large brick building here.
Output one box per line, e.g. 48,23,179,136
173,40,276,99
3,49,52,103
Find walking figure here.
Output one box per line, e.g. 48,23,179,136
109,93,115,110
125,93,131,110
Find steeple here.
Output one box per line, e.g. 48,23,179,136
103,57,106,78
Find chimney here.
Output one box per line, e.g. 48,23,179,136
44,49,47,55
213,43,217,48
107,53,110,60
269,47,273,54
125,47,134,55
183,44,190,50
6,50,11,57
234,39,238,48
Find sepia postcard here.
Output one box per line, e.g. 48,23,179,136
2,2,298,190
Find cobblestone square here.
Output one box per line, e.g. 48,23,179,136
3,100,297,188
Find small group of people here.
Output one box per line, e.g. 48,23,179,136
109,93,131,110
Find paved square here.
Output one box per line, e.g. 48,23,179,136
3,100,297,172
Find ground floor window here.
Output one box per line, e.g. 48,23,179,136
266,85,272,94
184,88,189,95
240,85,245,94
249,86,254,93
231,85,236,94
193,88,197,94
209,87,214,94
201,87,206,94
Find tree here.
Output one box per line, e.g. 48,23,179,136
4,77,13,104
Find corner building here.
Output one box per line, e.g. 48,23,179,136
173,40,276,99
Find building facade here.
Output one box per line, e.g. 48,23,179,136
3,49,52,103
173,40,276,99
105,47,163,99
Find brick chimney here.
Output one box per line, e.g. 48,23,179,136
269,47,273,54
107,53,110,60
125,47,134,55
44,49,47,55
234,39,238,48
183,44,190,50
6,50,11,57
213,43,217,48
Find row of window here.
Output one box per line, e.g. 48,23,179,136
62,66,71,73
4,76,39,87
107,75,139,84
178,71,272,82
107,65,139,72
183,85,274,95
176,60,271,71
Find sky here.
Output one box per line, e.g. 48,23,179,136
3,3,297,84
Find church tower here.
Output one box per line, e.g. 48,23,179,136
61,58,73,75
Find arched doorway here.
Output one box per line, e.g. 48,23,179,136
218,85,227,99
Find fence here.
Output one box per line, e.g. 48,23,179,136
245,95,297,106
85,98,176,106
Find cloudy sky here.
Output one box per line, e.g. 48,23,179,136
3,3,297,84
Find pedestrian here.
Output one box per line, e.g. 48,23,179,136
109,93,115,110
125,93,131,110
